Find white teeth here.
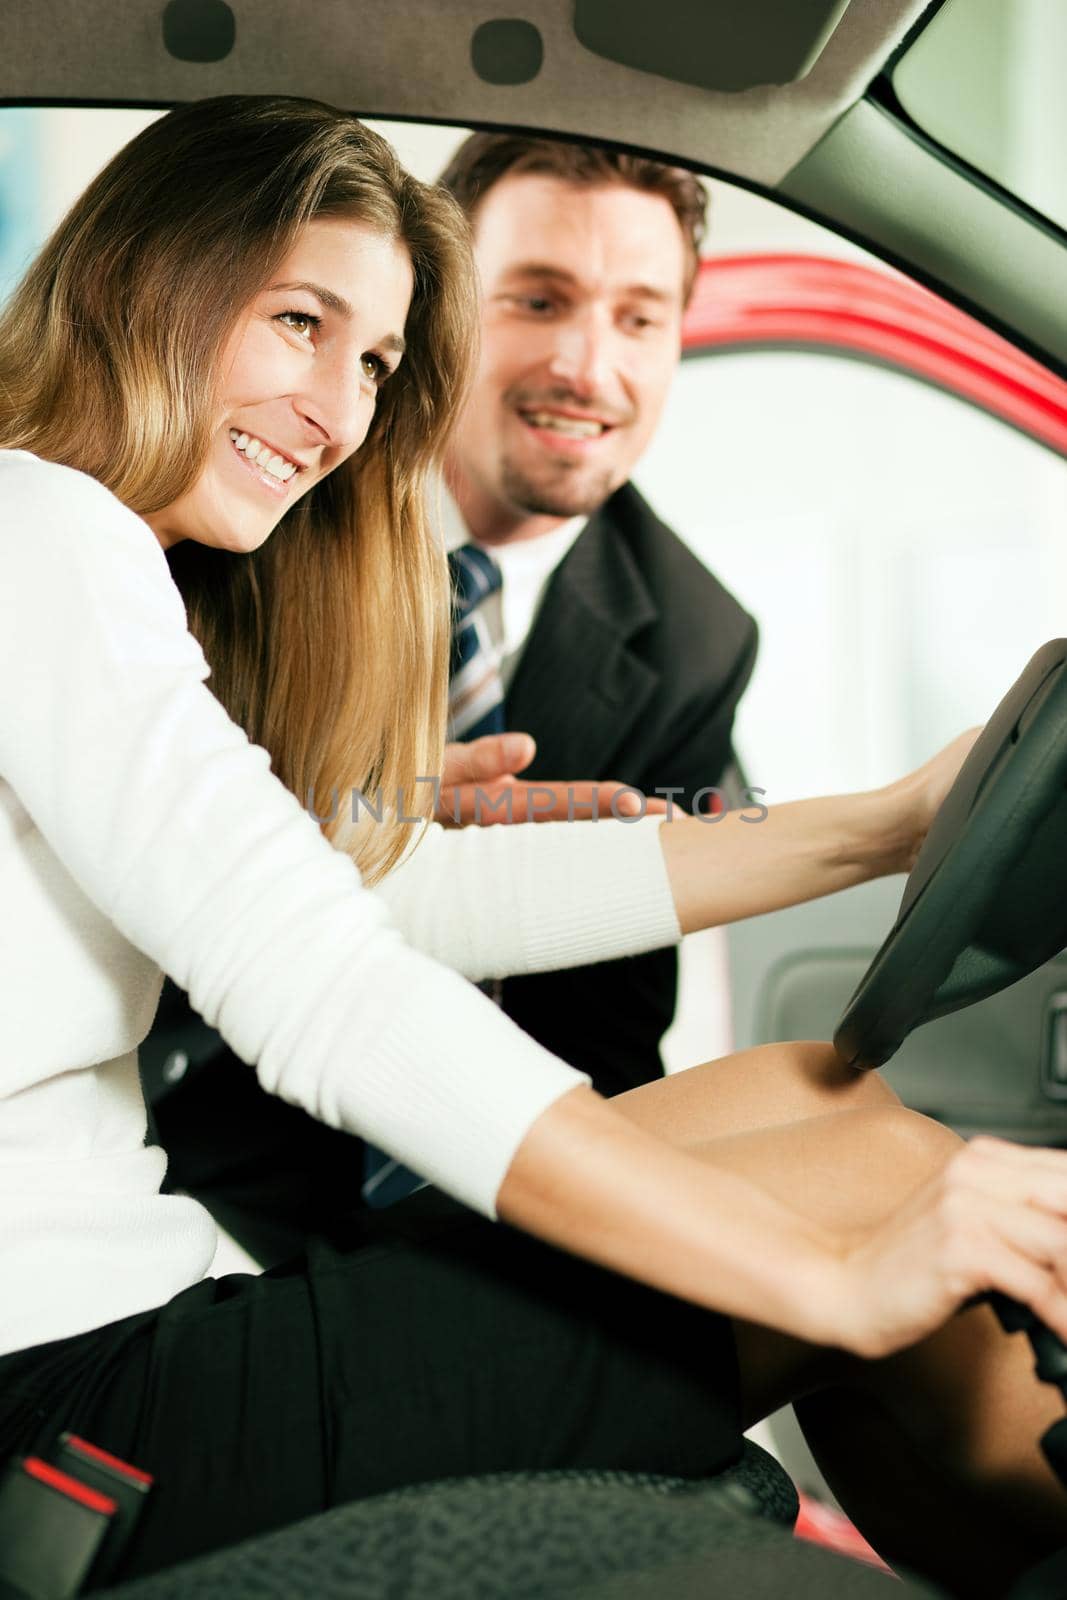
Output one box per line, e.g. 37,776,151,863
229,430,300,481
523,412,605,438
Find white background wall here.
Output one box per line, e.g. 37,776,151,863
638,353,1067,800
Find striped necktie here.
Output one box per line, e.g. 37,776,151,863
447,543,506,741
361,545,508,1209
361,1143,427,1209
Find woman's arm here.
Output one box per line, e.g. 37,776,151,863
497,1083,1067,1358
0,457,588,1217
369,812,679,981
660,733,974,935
371,735,973,977
498,1083,842,1342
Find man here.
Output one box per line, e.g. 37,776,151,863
145,134,756,1255
433,134,757,1099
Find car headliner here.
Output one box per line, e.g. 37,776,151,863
2,0,928,184
4,1,1067,374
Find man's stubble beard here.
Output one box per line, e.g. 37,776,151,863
499,454,619,520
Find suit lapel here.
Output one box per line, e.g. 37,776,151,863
505,497,661,777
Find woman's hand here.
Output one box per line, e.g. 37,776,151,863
878,727,983,875
833,1136,1067,1359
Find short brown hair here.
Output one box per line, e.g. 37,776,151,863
438,133,708,302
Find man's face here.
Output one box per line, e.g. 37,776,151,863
449,173,688,539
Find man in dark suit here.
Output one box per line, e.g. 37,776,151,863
145,135,756,1258
435,134,758,1099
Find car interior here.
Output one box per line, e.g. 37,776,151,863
4,0,1067,1595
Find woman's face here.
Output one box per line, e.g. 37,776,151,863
146,216,414,553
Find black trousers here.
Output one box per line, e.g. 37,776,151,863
148,1019,667,1268
0,1192,742,1588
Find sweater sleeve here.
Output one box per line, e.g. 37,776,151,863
369,815,680,981
0,454,626,1217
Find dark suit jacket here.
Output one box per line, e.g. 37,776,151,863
498,482,758,1098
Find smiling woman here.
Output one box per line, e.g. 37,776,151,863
0,94,475,884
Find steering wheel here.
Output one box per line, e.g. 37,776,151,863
834,638,1067,1070
832,639,1067,1527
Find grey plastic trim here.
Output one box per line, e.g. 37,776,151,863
745,939,1067,1141
780,96,1067,371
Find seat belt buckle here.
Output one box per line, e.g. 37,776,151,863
0,1435,153,1599
50,1435,153,1586
0,1456,116,1600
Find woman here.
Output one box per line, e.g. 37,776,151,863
0,95,1065,1597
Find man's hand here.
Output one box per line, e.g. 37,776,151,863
436,733,669,826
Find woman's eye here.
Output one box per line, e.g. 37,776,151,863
361,353,387,383
276,310,321,340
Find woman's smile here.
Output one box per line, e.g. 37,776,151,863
227,427,305,497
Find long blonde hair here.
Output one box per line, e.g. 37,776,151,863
0,96,478,883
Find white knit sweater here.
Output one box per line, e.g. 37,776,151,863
0,452,681,1357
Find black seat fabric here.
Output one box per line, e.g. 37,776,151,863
92,1447,847,1600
